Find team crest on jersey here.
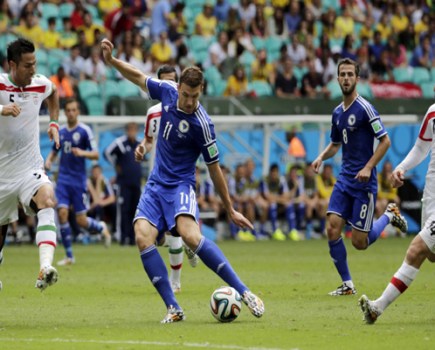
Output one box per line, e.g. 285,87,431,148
348,114,356,126
72,132,81,143
32,93,39,105
178,120,189,133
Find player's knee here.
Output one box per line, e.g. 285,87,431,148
351,239,368,250
326,225,341,240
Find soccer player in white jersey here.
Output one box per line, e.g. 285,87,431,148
359,86,435,324
101,38,264,323
135,65,198,294
0,38,60,291
312,58,408,296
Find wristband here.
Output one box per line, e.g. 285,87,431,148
49,120,59,131
0,105,3,115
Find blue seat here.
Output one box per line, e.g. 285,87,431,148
248,81,273,97
358,82,373,99
59,3,74,18
41,3,58,19
117,79,141,98
412,67,431,85
421,82,434,98
393,67,413,83
101,80,120,101
327,81,342,99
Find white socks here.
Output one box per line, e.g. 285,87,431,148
35,208,57,269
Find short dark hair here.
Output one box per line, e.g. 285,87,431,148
64,97,80,109
269,163,279,172
179,66,203,88
7,38,35,65
157,65,178,81
337,58,360,77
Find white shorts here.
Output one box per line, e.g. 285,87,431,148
421,195,435,229
419,211,435,253
0,169,51,226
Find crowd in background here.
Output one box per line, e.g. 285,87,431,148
0,0,434,111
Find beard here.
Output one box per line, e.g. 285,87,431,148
340,81,356,96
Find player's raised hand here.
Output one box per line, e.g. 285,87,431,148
1,103,21,117
135,144,145,162
101,39,114,64
47,124,60,149
229,209,254,231
390,168,405,188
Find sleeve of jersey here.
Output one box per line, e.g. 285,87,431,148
199,122,219,164
330,119,341,144
85,128,97,151
35,74,53,100
367,107,387,139
146,78,177,101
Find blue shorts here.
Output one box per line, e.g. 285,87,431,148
135,182,199,242
327,180,376,232
56,182,89,214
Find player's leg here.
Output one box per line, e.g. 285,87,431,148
57,207,75,265
0,225,7,290
74,187,111,248
29,181,58,291
167,234,183,293
326,183,354,295
359,231,433,324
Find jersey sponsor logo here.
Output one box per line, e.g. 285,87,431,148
178,120,189,133
371,120,382,133
72,132,81,143
207,143,219,158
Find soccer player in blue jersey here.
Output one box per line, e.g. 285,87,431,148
312,58,408,296
45,98,111,266
101,38,264,323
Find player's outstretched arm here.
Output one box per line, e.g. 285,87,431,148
207,162,253,230
101,39,148,91
46,84,60,149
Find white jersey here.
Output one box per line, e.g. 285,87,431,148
0,73,53,181
144,102,162,170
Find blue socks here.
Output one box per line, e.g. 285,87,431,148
86,217,103,233
328,237,351,282
368,214,389,246
60,223,73,259
195,237,248,295
140,245,179,309
269,203,278,231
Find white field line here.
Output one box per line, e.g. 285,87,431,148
0,337,300,350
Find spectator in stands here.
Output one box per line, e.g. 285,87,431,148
315,49,335,85
104,122,142,246
376,13,392,42
214,0,231,23
249,2,268,38
315,32,331,59
251,48,276,86
371,49,394,83
284,0,301,35
410,34,434,69
70,0,86,31
306,0,322,21
228,25,255,55
62,44,86,86
12,11,44,47
414,12,430,42
0,0,11,34
87,164,116,228
369,30,384,64
267,5,287,38
98,0,122,17
341,34,358,61
287,32,307,68
195,2,217,38
223,6,240,37
223,65,249,97
386,34,408,68
275,56,299,99
50,67,75,108
83,46,107,82
150,0,171,40
348,0,367,24
204,30,231,70
116,40,144,80
76,29,91,59
43,17,60,50
391,3,409,36
334,5,355,39
150,31,173,68
321,8,337,39
104,1,134,44
59,17,78,50
359,17,374,41
78,10,105,46
398,21,417,52
168,2,187,38
131,31,145,62
237,0,256,31
300,58,330,99
356,37,372,81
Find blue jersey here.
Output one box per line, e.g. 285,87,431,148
330,95,387,192
54,122,97,188
146,78,219,187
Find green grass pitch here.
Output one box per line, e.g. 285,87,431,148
0,237,434,350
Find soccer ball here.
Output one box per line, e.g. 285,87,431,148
210,286,242,323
